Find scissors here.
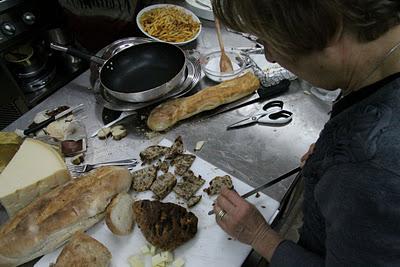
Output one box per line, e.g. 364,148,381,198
227,100,293,130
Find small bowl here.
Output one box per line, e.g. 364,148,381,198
136,4,202,46
200,50,247,83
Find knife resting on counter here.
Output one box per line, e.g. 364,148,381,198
208,166,301,215
23,104,84,136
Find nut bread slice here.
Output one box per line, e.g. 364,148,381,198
164,136,184,159
131,166,157,192
203,175,233,195
105,192,135,235
187,195,202,208
150,172,177,200
171,154,196,176
54,232,111,267
173,171,205,200
139,145,169,164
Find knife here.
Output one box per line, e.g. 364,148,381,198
90,111,136,138
23,104,84,136
203,79,291,120
207,166,301,215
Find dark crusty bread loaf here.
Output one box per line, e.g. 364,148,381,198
0,166,131,267
132,200,198,251
147,72,260,131
54,232,111,267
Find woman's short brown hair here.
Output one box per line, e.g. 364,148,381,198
212,0,400,57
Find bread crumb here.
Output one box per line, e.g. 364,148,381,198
98,127,111,139
145,131,161,140
111,125,127,140
194,141,205,151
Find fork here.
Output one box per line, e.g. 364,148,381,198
68,158,138,173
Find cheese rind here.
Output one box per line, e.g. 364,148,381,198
0,138,71,217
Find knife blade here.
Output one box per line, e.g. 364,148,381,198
90,111,136,138
208,166,301,215
202,79,290,120
23,104,84,136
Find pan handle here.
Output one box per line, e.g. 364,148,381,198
50,43,105,65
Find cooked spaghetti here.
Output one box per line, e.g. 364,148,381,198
140,7,201,43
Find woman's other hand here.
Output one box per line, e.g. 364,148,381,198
213,187,283,261
300,143,315,167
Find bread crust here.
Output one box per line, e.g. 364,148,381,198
132,200,198,251
0,166,132,267
105,193,135,236
147,72,260,131
54,232,111,267
203,175,233,195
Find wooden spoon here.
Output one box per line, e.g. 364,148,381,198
214,17,234,73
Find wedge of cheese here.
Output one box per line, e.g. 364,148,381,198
0,138,71,217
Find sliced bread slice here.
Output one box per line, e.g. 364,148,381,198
150,172,177,200
105,192,135,235
54,232,111,267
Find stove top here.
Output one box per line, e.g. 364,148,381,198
0,0,60,49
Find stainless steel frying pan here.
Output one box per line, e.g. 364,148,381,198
50,42,187,102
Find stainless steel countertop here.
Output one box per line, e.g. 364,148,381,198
3,8,331,266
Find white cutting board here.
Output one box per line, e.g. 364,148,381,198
36,139,279,267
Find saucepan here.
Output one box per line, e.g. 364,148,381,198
50,42,186,102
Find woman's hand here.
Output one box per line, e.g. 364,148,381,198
300,143,315,167
213,187,283,261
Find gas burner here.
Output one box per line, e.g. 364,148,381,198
19,60,56,93
93,56,201,112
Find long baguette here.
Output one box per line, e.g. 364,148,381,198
0,166,132,267
147,72,260,131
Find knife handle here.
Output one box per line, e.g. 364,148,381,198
24,116,55,136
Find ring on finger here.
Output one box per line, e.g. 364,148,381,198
217,209,227,220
